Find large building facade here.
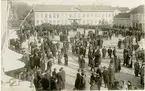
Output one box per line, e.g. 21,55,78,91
33,5,128,26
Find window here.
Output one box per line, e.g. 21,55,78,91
36,20,39,24
41,13,43,18
57,14,59,18
36,13,39,18
49,14,51,18
57,20,59,24
65,20,67,24
83,14,85,17
95,20,98,23
49,20,52,24
53,14,55,18
65,14,68,17
41,20,43,23
53,20,56,24
69,14,71,18
87,14,89,17
45,14,47,18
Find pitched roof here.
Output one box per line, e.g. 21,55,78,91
129,5,144,14
33,5,115,12
114,13,130,18
115,7,130,12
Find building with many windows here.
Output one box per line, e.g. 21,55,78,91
113,13,130,28
130,5,145,30
32,5,128,26
113,5,144,31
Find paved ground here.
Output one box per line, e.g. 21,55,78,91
4,30,144,91
51,34,144,90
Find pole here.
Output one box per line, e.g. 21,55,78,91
20,5,36,28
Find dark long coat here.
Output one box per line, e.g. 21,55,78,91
56,72,64,90
103,70,109,84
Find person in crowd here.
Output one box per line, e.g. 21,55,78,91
64,52,68,66
113,47,117,58
108,64,115,89
79,72,86,90
58,51,62,65
52,68,57,80
94,49,101,67
90,80,99,90
47,58,52,71
60,67,66,90
114,56,119,72
134,60,140,77
118,57,121,72
50,74,58,91
140,63,144,86
79,55,85,70
103,66,109,88
74,72,81,90
102,46,107,59
108,47,112,58
40,73,50,90
34,53,40,69
29,54,35,69
127,81,133,90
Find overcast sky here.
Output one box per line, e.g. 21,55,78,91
13,0,144,9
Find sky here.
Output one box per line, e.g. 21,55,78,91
12,0,144,9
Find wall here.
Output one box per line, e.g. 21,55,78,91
114,18,131,27
34,11,120,26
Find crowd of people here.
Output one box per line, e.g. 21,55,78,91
8,26,145,91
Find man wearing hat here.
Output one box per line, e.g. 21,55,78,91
103,66,109,88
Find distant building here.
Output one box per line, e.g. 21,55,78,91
113,5,145,31
33,5,125,26
130,5,145,31
113,7,130,13
114,13,130,28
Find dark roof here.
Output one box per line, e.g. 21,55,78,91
115,7,130,12
33,5,115,12
130,5,144,14
114,13,130,18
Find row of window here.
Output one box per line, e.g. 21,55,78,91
36,19,112,25
36,13,116,18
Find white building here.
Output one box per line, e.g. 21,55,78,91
33,5,124,26
113,13,131,28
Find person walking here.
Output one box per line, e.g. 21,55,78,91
134,60,140,77
102,66,109,88
102,46,107,59
108,47,112,58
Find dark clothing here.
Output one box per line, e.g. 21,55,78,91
108,49,112,58
50,77,58,90
40,78,50,90
47,61,52,71
57,72,64,90
102,48,107,58
34,55,40,68
79,76,86,90
103,70,109,87
64,53,68,66
79,58,85,70
134,61,140,76
113,49,116,57
74,73,81,90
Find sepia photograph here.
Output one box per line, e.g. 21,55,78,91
1,0,145,91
